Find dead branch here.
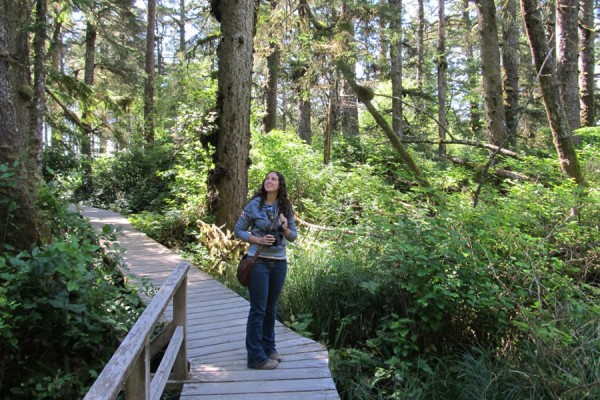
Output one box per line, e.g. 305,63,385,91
402,138,521,159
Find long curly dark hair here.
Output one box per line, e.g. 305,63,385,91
252,171,293,218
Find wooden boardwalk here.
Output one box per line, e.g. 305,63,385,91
80,205,339,400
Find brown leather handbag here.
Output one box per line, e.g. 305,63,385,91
236,249,261,287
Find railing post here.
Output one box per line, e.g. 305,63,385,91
125,345,147,400
172,264,188,380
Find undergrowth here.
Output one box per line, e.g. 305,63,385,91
0,174,144,399
84,129,598,399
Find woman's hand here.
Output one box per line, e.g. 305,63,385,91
279,213,288,229
280,213,292,238
261,234,276,246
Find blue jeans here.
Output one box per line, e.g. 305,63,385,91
246,258,287,367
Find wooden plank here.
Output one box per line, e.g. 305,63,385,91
180,378,338,396
187,366,333,382
150,326,184,400
179,390,340,400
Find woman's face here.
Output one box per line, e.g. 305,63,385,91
263,172,280,194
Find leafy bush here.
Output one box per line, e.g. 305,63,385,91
276,175,598,399
0,176,143,398
90,144,175,213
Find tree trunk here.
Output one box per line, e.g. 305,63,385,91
578,0,594,127
81,18,96,194
476,0,507,147
389,0,403,138
416,0,425,88
179,0,186,53
33,0,47,162
437,0,447,157
501,0,519,144
339,1,359,136
208,0,256,230
144,0,156,144
0,0,44,250
297,92,312,144
378,0,389,79
520,0,584,185
323,93,332,164
263,0,279,132
556,0,580,130
463,0,482,137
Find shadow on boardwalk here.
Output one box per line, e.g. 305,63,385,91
80,205,339,399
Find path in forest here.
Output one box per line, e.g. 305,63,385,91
80,205,339,399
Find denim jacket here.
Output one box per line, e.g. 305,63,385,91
234,196,297,259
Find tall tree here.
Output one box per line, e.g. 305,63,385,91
463,0,482,137
263,0,280,132
501,0,520,144
208,0,257,230
389,0,404,137
437,0,447,157
339,1,359,136
0,0,47,250
179,0,186,52
520,0,584,185
578,0,595,127
81,14,97,193
293,64,312,144
476,0,507,147
144,0,156,143
556,0,580,130
298,92,312,144
416,0,425,88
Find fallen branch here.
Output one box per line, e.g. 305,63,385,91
448,156,532,182
401,138,521,159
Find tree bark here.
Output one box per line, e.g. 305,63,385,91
323,93,332,164
81,17,96,194
520,0,584,185
179,0,186,53
144,0,156,144
0,0,44,250
556,0,580,130
437,0,447,157
297,92,312,144
339,1,359,136
33,0,47,163
463,0,482,137
416,0,425,88
208,0,256,230
578,0,595,127
476,0,507,147
263,0,279,133
501,0,520,144
389,0,403,137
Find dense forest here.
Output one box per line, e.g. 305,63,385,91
0,0,599,398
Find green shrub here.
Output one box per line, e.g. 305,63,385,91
90,144,175,213
0,177,143,398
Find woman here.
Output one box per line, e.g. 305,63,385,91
234,171,297,370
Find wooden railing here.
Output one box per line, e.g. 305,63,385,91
84,261,190,400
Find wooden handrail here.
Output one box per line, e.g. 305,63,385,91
84,261,190,400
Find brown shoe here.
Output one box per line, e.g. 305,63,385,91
251,358,279,370
269,352,283,362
